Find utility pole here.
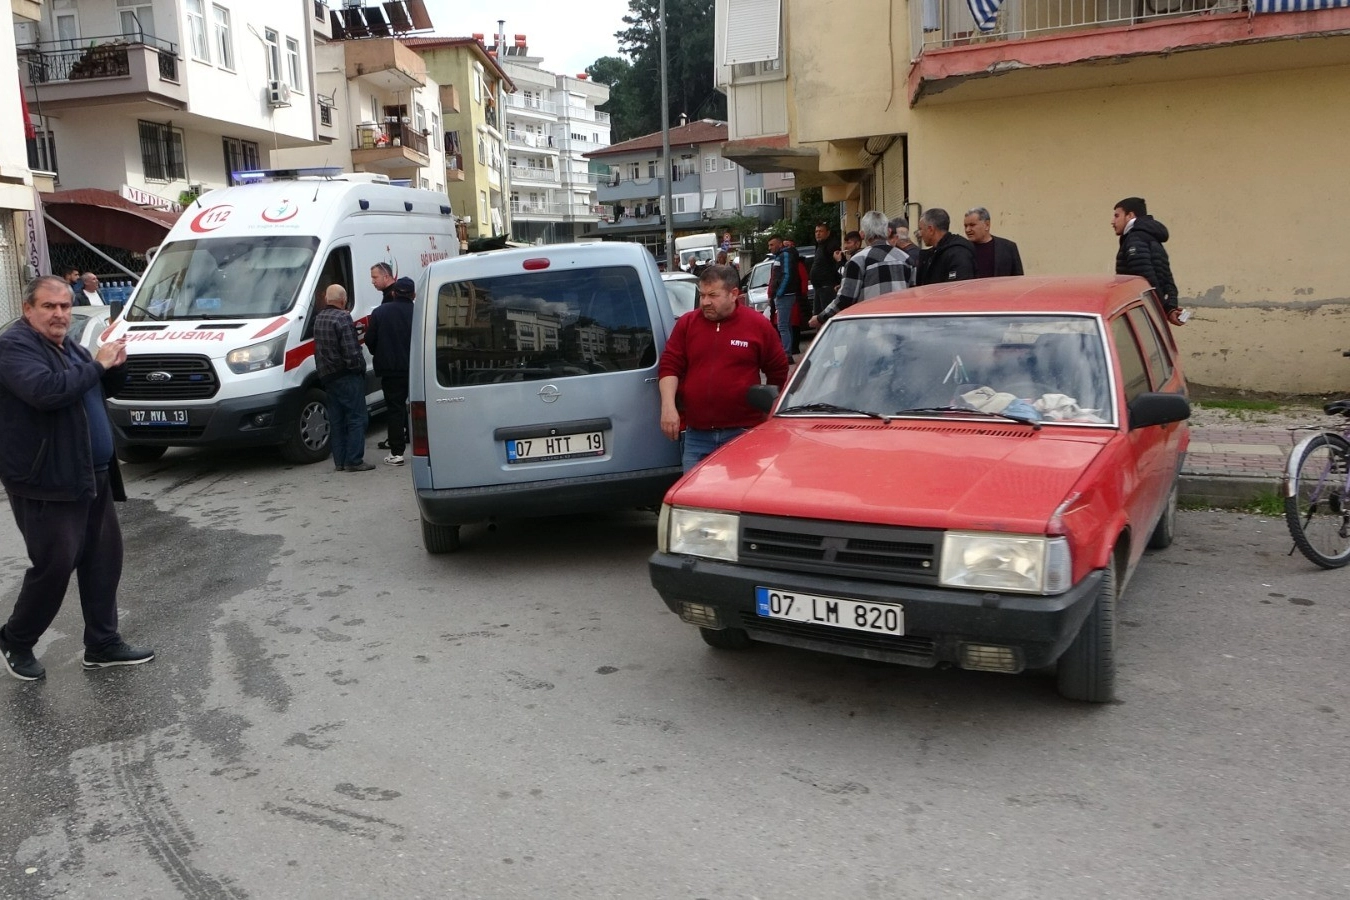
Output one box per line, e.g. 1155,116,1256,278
659,0,673,267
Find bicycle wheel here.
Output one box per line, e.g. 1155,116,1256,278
1285,433,1350,568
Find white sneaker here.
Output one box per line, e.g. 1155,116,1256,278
383,454,405,466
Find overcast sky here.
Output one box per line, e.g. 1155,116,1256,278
422,0,635,78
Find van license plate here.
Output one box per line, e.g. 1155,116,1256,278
506,431,605,464
755,587,904,636
129,409,188,426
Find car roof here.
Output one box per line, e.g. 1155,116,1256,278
661,272,698,282
836,275,1153,319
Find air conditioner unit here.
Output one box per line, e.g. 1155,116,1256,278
266,80,292,108
13,20,40,48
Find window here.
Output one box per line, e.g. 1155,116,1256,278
185,0,209,60
222,137,260,184
702,191,717,210
743,187,763,206
54,13,80,51
415,103,426,136
473,68,483,103
479,191,487,222
285,37,301,89
1111,316,1151,403
627,162,640,181
434,265,656,387
648,160,658,179
721,188,736,210
1127,306,1174,387
430,112,440,150
212,5,234,69
722,0,781,66
139,120,186,182
420,177,430,190
724,158,736,171
704,156,718,173
263,28,280,81
27,128,57,174
118,1,156,39
436,182,443,193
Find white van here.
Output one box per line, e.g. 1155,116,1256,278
100,168,457,463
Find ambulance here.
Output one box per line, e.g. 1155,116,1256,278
99,167,457,464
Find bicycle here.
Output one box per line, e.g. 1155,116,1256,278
1283,352,1350,568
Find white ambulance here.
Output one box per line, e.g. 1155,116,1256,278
99,167,457,463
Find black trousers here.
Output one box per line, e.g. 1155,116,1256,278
381,375,409,456
3,470,123,653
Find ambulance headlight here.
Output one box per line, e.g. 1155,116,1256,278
226,335,287,374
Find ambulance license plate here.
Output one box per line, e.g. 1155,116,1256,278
129,408,188,426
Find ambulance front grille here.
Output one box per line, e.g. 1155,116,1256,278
120,355,219,400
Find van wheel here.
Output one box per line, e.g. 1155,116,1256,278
1056,557,1117,703
117,444,167,464
421,517,461,554
699,627,752,650
280,388,330,464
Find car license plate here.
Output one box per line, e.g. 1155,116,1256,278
755,586,904,635
506,430,605,464
128,408,188,426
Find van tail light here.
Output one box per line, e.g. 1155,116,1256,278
411,402,428,457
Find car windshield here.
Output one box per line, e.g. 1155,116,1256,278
123,236,320,321
783,314,1115,426
747,263,771,290
664,277,698,316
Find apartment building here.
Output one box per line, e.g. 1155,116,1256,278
714,0,1350,392
488,32,611,245
2,1,39,320
588,119,783,258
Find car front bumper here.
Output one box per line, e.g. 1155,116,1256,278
648,552,1103,671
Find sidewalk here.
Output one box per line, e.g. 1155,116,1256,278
1180,415,1315,507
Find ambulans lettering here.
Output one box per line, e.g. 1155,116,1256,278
124,331,227,342
420,250,451,267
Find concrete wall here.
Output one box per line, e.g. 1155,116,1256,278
907,62,1350,392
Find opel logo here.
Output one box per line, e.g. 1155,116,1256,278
146,371,173,383
538,384,561,403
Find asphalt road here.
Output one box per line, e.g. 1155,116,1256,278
0,447,1347,899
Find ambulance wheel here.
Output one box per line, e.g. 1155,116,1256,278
421,517,461,554
117,444,167,464
280,388,331,464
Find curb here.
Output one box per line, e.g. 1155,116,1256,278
1179,473,1280,508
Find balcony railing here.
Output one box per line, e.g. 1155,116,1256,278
510,200,606,218
561,106,611,125
506,94,559,115
912,0,1248,51
318,99,334,127
355,121,429,157
509,165,558,183
21,33,180,84
507,132,557,150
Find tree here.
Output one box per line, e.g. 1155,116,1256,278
791,188,841,246
586,56,644,146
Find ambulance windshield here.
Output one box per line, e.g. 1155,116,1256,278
124,236,321,321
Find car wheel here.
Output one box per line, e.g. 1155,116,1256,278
421,517,461,554
699,627,752,650
116,444,167,464
1056,557,1117,703
279,387,330,464
1147,483,1178,550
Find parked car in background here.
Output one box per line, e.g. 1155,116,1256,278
661,271,700,317
742,249,816,320
649,276,1190,703
2,304,111,355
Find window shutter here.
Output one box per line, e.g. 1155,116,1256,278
723,0,781,65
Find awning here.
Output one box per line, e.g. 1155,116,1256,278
41,188,180,254
1252,0,1348,9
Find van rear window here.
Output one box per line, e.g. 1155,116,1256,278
433,265,656,387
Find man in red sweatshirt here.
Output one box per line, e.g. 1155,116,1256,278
658,264,790,470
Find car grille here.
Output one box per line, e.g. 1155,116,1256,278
119,355,219,400
737,613,937,660
739,514,941,586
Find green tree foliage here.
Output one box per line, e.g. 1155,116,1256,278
791,187,842,246
588,0,726,143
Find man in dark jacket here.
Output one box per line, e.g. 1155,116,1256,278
915,208,977,286
1113,197,1185,326
365,277,414,466
0,276,155,681
810,222,841,317
370,262,414,306
963,207,1024,278
314,284,373,472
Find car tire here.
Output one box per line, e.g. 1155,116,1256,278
1056,557,1117,703
116,444,167,464
1147,483,1178,550
279,387,330,464
421,517,461,554
699,627,752,650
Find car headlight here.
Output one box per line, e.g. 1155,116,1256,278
664,506,739,563
225,335,287,374
939,532,1072,595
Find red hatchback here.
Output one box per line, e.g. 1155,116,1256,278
648,276,1189,702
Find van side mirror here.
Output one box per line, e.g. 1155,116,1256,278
1127,392,1190,430
747,383,779,413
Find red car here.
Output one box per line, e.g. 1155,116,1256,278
648,276,1189,702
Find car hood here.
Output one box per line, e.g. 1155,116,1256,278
667,419,1113,533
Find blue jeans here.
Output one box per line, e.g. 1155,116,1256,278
325,373,369,467
682,427,748,471
774,293,797,354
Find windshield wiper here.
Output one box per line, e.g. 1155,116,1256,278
894,406,1042,430
779,401,891,423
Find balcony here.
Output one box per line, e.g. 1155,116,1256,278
352,121,430,170
505,94,559,116
509,165,559,185
596,208,664,232
560,106,611,126
507,132,558,152
345,38,426,91
312,0,333,39
446,156,465,182
19,35,187,113
596,176,667,203
908,0,1350,104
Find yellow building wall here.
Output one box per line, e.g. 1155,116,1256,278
421,49,492,236
908,63,1350,393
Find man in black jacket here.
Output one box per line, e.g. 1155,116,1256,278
915,208,977,286
0,276,155,681
365,278,414,465
963,207,1024,278
810,222,841,317
1113,197,1185,326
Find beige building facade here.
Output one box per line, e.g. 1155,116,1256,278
717,0,1350,392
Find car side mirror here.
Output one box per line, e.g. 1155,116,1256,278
747,383,779,413
1127,392,1190,430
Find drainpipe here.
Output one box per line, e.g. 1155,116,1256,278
659,0,673,266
